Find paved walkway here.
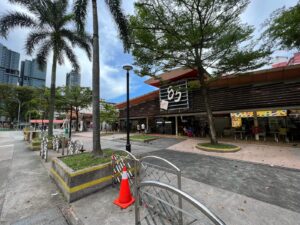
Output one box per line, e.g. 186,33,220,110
2,131,300,225
0,131,68,225
168,138,300,169
74,132,300,170
148,149,300,213
72,132,183,156
70,176,300,225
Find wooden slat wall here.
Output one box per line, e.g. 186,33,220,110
119,81,300,118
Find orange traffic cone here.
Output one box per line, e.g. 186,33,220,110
114,166,135,209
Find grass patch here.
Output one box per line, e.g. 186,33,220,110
130,134,158,142
60,149,126,171
196,143,240,152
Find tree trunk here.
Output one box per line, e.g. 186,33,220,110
92,0,102,155
48,53,57,137
69,106,72,139
198,71,218,144
76,108,79,132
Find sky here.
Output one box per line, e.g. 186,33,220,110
0,0,298,103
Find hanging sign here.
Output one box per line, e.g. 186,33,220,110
257,110,287,117
231,110,287,118
159,80,189,110
231,117,242,128
160,100,169,110
230,112,253,118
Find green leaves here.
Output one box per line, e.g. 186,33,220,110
0,12,37,38
263,3,300,50
105,0,131,52
130,0,269,77
0,0,92,72
100,100,119,125
57,86,92,112
73,0,88,34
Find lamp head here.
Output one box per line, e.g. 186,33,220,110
123,64,133,71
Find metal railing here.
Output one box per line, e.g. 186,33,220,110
67,139,84,155
40,135,48,162
138,156,182,224
136,181,226,225
111,149,138,187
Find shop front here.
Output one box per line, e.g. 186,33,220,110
230,109,300,141
117,66,300,141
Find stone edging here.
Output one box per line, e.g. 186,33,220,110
195,144,241,153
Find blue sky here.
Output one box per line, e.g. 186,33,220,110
0,0,298,103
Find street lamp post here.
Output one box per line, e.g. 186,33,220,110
123,64,133,152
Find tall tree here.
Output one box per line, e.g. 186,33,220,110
100,100,119,132
74,0,130,155
57,86,92,132
263,2,300,50
0,84,36,125
0,0,91,136
130,0,270,144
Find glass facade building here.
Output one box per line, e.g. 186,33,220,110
66,70,81,87
20,59,46,88
0,43,20,85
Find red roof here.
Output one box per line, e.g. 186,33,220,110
30,120,64,124
115,90,159,109
208,64,300,88
145,68,198,87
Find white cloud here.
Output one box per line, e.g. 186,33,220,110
0,0,136,101
0,0,298,102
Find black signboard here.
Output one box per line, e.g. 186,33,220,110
159,80,189,110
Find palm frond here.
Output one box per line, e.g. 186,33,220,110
9,0,49,18
105,0,131,52
0,12,37,38
25,30,49,55
36,39,52,70
61,29,92,60
63,41,80,72
73,0,88,33
58,14,75,29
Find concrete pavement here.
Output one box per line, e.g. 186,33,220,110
72,132,183,156
148,149,300,213
0,131,68,225
168,138,300,169
1,131,300,225
69,176,300,225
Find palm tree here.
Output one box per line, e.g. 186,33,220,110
74,0,130,155
0,0,91,137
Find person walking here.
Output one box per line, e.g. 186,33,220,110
141,123,145,133
137,124,141,133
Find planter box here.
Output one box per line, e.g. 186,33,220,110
50,157,113,203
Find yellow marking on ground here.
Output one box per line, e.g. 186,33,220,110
50,168,71,192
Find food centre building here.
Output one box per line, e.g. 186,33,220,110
116,65,300,141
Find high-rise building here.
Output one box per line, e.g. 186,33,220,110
0,43,20,85
20,59,46,88
66,70,81,87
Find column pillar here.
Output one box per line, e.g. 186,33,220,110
253,111,259,141
146,117,149,133
175,116,178,136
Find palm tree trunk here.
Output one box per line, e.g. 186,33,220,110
48,52,57,137
198,71,218,144
92,0,102,155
